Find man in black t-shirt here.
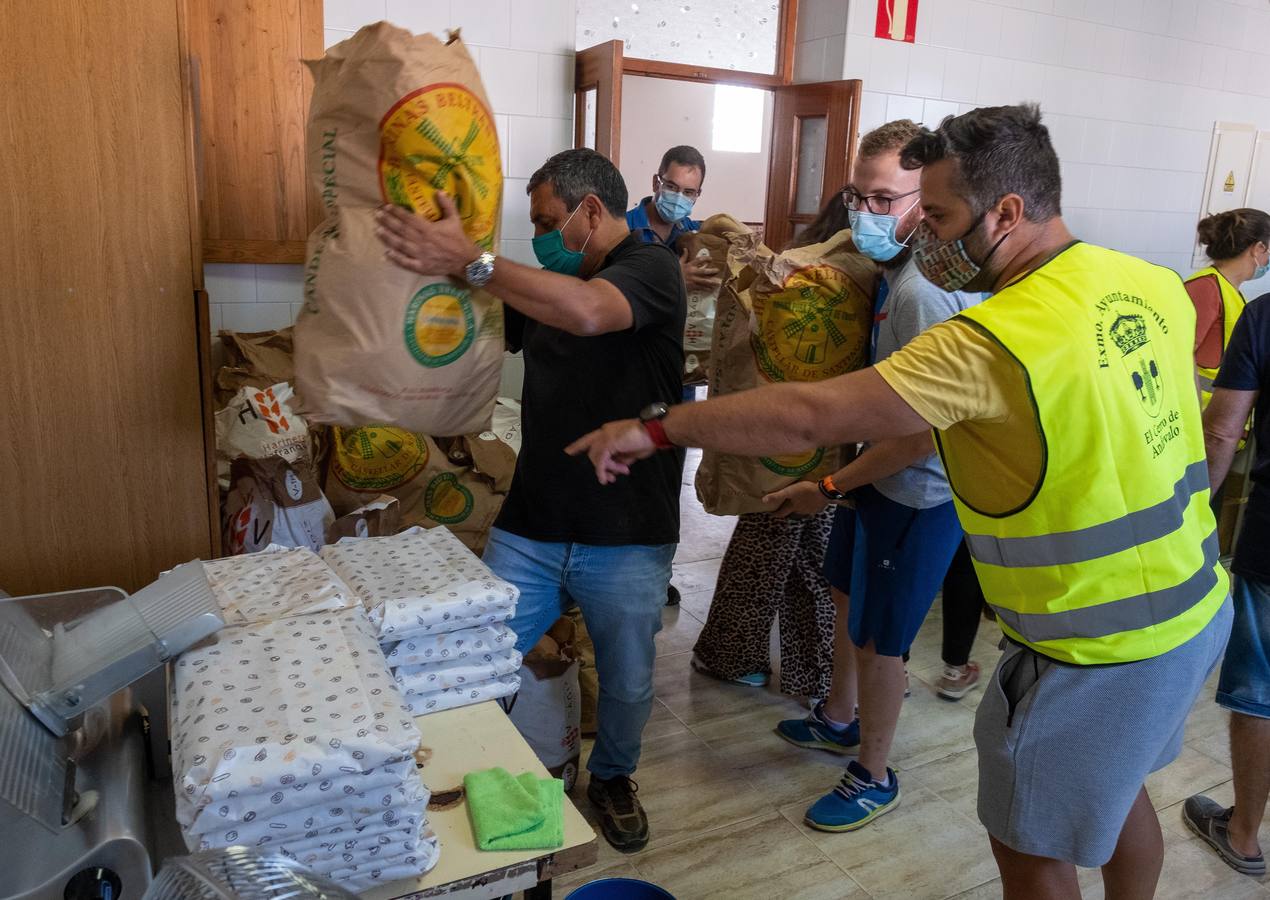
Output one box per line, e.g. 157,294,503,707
376,149,685,853
1184,293,1270,878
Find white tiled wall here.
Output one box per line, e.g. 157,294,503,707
206,0,578,399
793,0,849,83
838,0,1270,290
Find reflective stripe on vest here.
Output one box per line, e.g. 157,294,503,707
964,459,1208,568
992,528,1220,644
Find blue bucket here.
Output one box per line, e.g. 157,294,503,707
564,877,675,899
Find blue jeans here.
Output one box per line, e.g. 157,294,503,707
1217,575,1270,719
483,527,676,779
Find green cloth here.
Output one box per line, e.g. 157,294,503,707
463,767,564,851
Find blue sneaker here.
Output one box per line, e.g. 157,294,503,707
805,761,901,832
775,700,860,754
690,654,769,687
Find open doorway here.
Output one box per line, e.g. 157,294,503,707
618,76,774,235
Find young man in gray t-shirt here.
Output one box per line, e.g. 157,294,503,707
762,120,980,833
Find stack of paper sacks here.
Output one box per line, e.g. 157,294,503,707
170,606,439,891
320,527,522,715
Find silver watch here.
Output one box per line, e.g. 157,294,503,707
464,251,496,287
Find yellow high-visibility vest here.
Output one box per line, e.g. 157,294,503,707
1185,266,1246,408
936,242,1229,665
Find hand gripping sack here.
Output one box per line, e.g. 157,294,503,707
695,229,878,515
676,214,746,386
297,23,504,435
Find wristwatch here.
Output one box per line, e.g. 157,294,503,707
817,474,849,502
464,251,496,287
638,402,674,450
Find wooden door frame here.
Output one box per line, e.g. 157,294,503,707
762,79,863,253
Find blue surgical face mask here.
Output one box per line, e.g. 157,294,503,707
847,198,920,262
532,203,592,276
1253,247,1269,281
655,189,695,223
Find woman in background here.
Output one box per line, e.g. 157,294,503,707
1185,208,1270,409
689,196,852,698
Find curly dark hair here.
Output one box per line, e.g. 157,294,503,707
900,103,1062,222
1196,208,1270,261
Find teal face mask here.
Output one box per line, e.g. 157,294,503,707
532,203,592,276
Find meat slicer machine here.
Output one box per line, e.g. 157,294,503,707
0,565,223,900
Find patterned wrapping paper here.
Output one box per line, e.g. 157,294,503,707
187,759,415,837
290,819,440,884
381,622,516,668
402,673,521,715
319,527,518,641
201,546,359,626
170,607,422,832
392,648,523,694
190,777,427,851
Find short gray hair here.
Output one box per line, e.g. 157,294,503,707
527,148,628,217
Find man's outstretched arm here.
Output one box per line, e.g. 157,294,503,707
566,367,932,484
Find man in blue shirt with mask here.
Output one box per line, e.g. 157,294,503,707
627,145,721,293
374,148,686,855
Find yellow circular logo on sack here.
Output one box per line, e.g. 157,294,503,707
331,426,429,491
404,283,475,368
751,264,869,383
760,448,825,477
379,83,501,250
424,472,474,524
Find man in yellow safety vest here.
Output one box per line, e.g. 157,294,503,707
568,104,1233,899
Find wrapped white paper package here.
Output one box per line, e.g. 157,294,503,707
392,648,522,694
170,607,421,831
319,527,518,640
381,622,516,668
191,778,427,851
402,673,521,715
201,545,358,626
187,759,419,839
291,821,438,881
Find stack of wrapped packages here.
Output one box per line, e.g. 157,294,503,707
319,527,522,715
170,606,440,890
198,545,359,625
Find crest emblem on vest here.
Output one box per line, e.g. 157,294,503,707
1110,313,1163,417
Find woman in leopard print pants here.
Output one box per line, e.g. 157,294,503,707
692,507,837,698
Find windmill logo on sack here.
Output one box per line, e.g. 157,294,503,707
752,264,869,383
378,83,501,251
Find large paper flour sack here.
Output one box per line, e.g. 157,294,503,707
297,23,504,436
696,229,877,515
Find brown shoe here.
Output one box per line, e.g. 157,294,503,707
587,774,649,852
936,662,981,701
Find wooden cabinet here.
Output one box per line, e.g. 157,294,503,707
0,0,214,594
189,0,324,263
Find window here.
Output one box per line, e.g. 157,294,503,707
712,84,764,153
577,0,783,75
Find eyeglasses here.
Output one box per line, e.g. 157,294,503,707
841,187,920,215
656,174,702,200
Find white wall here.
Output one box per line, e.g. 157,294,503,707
205,0,578,398
618,75,774,224
826,0,1270,293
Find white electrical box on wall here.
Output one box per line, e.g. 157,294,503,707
1193,121,1259,268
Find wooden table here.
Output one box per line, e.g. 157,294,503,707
362,702,598,900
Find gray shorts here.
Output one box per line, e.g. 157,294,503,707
974,597,1232,868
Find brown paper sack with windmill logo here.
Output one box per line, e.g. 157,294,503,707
296,23,504,436
696,229,878,516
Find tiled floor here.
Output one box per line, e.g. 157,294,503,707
553,453,1270,900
